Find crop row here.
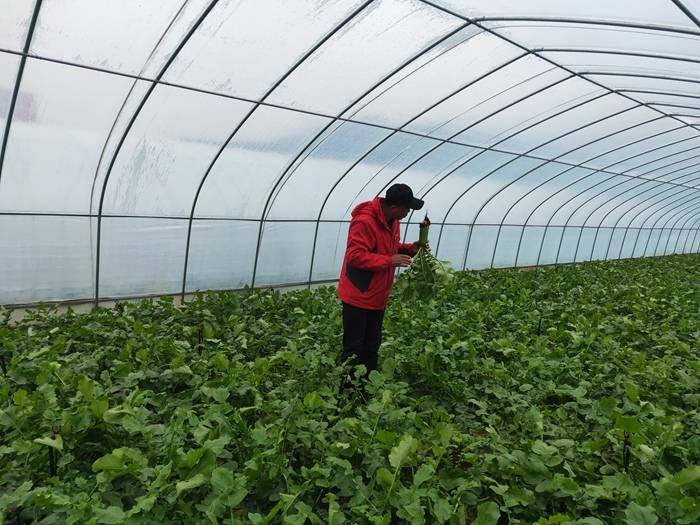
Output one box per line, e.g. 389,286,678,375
0,254,698,524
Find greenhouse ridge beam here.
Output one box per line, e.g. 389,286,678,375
581,71,700,88
620,90,700,102
181,0,376,299
537,48,700,66
650,103,700,112
472,16,700,37
0,0,43,187
669,114,700,120
93,0,221,307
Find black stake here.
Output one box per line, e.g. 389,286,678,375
48,448,57,477
49,426,60,477
623,431,631,472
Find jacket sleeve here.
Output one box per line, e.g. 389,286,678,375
346,220,393,270
398,241,418,255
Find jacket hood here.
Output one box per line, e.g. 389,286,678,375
351,197,390,230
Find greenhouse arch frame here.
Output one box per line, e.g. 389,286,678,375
1,0,699,306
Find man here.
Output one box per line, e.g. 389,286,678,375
337,183,424,378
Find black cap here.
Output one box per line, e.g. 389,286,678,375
385,183,424,210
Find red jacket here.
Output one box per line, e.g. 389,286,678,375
337,197,417,310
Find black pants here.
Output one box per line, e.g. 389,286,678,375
341,302,385,374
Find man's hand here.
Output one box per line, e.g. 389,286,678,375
412,241,430,253
391,254,412,267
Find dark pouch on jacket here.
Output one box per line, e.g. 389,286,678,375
346,264,373,292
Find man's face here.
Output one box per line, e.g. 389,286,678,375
391,205,410,220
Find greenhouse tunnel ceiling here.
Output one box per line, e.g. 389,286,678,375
1,0,700,306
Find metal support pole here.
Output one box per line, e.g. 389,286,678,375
94,0,221,307
557,141,700,264
179,1,375,297
615,184,698,259
487,116,669,268
511,126,694,265
661,203,700,255
0,0,43,185
389,74,579,253
305,37,528,286
458,104,647,270
644,197,700,255
629,188,700,256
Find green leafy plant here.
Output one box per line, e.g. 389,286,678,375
0,254,698,523
395,216,454,299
